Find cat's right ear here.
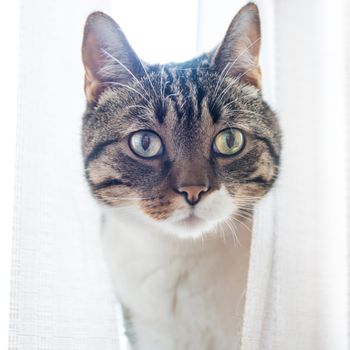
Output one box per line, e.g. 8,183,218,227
82,12,143,104
211,3,261,88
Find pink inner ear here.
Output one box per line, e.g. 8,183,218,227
82,12,144,103
213,3,262,88
82,31,106,103
83,32,104,79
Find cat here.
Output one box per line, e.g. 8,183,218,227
81,2,281,349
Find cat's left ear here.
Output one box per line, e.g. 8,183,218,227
82,12,144,104
212,2,261,88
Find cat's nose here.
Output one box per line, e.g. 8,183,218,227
177,185,209,206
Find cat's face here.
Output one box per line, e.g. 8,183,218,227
82,3,281,238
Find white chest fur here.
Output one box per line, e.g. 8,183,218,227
102,210,251,350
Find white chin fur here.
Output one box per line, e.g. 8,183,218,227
106,186,238,240
160,186,237,238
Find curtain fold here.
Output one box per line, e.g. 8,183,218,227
347,0,350,337
240,192,276,350
242,0,349,349
9,1,120,349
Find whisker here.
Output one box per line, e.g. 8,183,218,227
165,93,179,100
230,215,251,233
211,37,261,104
236,199,257,204
96,194,151,201
222,107,265,118
100,81,151,105
225,218,241,246
162,80,170,103
212,61,232,103
215,64,259,106
221,221,227,244
234,195,261,200
138,58,158,99
125,104,153,114
160,65,165,106
169,67,208,71
101,48,150,97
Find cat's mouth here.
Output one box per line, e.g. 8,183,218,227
169,208,222,236
153,187,238,238
176,212,203,227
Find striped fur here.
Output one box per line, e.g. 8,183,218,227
82,59,281,216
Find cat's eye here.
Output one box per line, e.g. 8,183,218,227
213,128,245,156
129,130,163,158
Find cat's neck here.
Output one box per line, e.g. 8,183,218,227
101,208,252,350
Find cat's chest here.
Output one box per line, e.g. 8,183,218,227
102,212,250,350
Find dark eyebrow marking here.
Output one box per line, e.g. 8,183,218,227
255,136,280,165
93,178,126,190
84,139,118,168
244,176,270,186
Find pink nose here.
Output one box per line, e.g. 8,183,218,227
178,185,209,205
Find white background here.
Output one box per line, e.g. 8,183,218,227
0,0,19,349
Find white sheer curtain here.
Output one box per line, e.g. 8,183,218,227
1,1,19,350
10,0,349,349
271,1,348,348
242,0,349,348
9,1,119,349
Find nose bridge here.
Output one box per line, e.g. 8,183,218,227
172,156,209,188
172,156,211,206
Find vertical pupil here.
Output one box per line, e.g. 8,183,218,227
225,133,234,148
141,134,151,150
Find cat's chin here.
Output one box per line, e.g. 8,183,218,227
177,212,203,226
160,213,220,239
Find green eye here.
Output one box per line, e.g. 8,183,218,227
213,128,245,155
129,130,163,158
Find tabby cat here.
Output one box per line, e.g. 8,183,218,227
81,3,281,349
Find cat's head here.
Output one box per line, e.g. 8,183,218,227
81,3,281,239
